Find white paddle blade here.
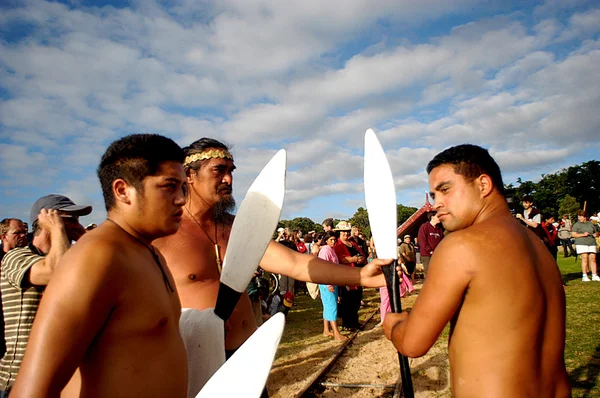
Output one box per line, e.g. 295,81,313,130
196,313,286,398
364,129,398,259
221,149,287,292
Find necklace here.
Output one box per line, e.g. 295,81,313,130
184,207,222,273
106,219,175,293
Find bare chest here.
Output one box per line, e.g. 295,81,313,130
157,222,231,284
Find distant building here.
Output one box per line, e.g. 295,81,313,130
396,194,434,238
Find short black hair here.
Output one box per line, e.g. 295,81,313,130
183,137,231,173
98,134,184,211
426,144,504,195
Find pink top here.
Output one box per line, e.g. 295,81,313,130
318,245,339,264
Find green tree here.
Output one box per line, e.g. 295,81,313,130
349,207,371,238
558,195,580,221
397,204,418,226
288,217,317,234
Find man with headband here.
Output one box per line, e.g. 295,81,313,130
154,138,391,396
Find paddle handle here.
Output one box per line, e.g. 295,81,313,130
382,260,402,313
383,260,414,398
214,282,242,322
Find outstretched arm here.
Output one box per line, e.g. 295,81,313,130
11,241,119,398
260,241,391,288
384,234,472,357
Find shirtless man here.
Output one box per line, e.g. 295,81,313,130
11,134,189,398
383,144,570,397
154,138,389,360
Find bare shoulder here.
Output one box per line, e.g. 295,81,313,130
55,229,129,281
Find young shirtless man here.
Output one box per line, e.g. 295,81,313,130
153,138,389,364
383,144,570,397
11,134,189,398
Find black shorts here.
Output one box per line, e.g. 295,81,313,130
404,261,416,274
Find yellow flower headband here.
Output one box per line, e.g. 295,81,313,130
184,149,234,167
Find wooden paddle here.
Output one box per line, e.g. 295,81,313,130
214,148,287,321
364,128,414,398
196,313,286,398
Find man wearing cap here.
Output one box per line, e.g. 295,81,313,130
398,234,417,284
0,194,90,396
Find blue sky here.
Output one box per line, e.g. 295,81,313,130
1,0,599,227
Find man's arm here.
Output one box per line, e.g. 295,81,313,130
517,213,540,229
10,241,119,398
383,234,472,357
260,241,390,288
29,209,71,286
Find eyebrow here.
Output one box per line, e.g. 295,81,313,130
433,180,451,192
162,177,184,183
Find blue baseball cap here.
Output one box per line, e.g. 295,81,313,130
30,194,92,224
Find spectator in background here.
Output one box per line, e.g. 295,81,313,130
398,234,417,284
572,210,600,282
414,237,421,265
1,195,90,395
558,215,575,258
276,228,298,293
304,233,314,255
541,214,559,261
350,227,368,267
590,212,600,223
0,218,29,357
0,219,28,263
418,212,444,277
317,232,347,341
322,218,334,233
311,233,323,256
292,230,307,254
333,221,365,331
516,195,543,239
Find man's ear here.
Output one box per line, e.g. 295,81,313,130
113,179,133,205
186,168,196,184
478,174,494,198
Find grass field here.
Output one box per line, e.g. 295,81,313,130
560,252,600,398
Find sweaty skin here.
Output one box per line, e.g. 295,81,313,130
384,165,570,398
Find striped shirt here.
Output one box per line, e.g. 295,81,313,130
0,244,45,390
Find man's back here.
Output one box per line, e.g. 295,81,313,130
443,215,569,397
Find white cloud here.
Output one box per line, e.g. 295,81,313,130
1,1,600,225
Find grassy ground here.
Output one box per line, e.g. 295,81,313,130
560,252,600,397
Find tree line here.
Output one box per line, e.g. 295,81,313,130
277,160,599,238
504,160,599,220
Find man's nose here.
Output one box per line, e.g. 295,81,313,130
222,173,233,185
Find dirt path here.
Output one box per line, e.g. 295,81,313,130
267,284,452,397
